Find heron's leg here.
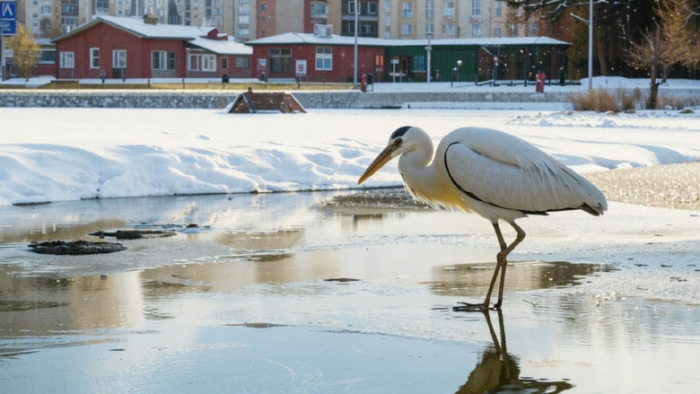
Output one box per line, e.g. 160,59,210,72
482,222,509,309
453,222,517,312
492,221,526,309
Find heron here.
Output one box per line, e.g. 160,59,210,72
357,126,607,311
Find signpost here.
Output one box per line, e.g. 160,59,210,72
0,1,17,80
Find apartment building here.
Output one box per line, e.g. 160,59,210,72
376,1,534,40
16,0,535,42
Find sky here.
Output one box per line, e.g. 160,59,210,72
0,77,699,207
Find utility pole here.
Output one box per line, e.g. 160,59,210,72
353,0,359,89
588,0,593,90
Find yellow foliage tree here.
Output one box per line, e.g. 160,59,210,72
6,24,41,81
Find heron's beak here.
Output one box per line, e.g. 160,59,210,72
358,144,395,185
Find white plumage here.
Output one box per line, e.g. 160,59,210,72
358,126,607,310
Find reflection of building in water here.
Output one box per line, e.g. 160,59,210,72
428,261,603,298
0,219,126,243
0,271,145,337
213,229,304,250
457,310,574,393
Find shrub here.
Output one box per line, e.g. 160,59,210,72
565,88,620,112
657,95,700,110
566,87,650,112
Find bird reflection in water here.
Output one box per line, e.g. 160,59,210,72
456,310,574,394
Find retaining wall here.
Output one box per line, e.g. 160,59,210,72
0,89,696,109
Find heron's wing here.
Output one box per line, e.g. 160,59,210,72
443,129,607,215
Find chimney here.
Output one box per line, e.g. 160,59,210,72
143,13,158,25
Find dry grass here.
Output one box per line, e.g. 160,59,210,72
567,87,699,112
565,88,648,112
565,88,619,112
657,95,700,110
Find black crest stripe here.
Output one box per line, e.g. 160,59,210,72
390,126,411,139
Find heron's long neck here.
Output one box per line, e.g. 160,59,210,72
398,141,439,199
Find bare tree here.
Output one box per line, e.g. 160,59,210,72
626,27,675,109
6,24,41,81
626,0,698,109
660,0,700,69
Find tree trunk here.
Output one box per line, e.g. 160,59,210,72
647,63,658,109
595,22,609,76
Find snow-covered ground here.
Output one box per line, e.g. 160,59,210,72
1,101,699,206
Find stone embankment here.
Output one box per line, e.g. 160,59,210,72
0,89,694,109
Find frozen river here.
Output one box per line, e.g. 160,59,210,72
1,190,699,393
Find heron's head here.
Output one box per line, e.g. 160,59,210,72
358,126,425,184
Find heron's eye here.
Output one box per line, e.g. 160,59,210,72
394,138,403,147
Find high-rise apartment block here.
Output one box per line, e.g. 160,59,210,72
18,0,536,42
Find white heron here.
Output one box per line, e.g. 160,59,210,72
358,126,607,311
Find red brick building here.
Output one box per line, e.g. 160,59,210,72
247,32,385,83
52,15,253,80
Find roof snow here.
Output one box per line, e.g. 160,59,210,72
246,32,570,47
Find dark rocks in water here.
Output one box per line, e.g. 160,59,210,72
88,230,176,240
324,277,361,282
29,240,127,255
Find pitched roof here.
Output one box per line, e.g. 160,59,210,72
52,15,215,42
189,37,252,56
245,33,570,47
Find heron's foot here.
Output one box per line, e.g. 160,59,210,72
453,302,494,312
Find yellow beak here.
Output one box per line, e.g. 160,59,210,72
358,145,395,185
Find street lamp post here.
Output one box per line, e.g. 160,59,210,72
457,59,462,83
588,0,593,90
353,0,359,90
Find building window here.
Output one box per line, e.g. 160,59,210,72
472,23,481,37
311,3,329,17
202,55,216,71
385,1,391,12
239,4,249,13
270,48,292,72
221,57,228,70
315,46,332,70
471,1,481,16
260,3,267,11
235,57,250,68
239,28,249,38
494,26,502,37
443,1,455,18
113,50,126,68
239,15,249,23
495,1,502,18
402,2,413,18
384,31,391,39
189,54,216,71
368,2,377,15
59,52,74,68
385,15,391,26
529,21,538,36
401,24,413,35
347,1,355,14
508,23,518,37
426,1,433,18
151,51,176,70
442,23,454,35
426,23,433,34
414,54,426,71
42,5,51,14
89,48,99,69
